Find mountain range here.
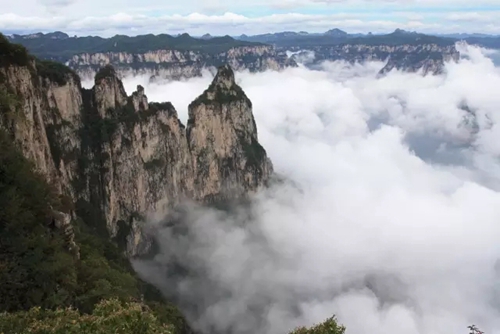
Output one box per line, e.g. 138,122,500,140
5,28,498,81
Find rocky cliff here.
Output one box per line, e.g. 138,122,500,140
69,42,458,79
187,64,273,202
69,45,294,81
0,40,273,257
288,44,460,75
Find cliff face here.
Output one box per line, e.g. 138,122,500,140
68,45,295,81
288,44,460,75
0,61,82,197
0,58,273,257
187,64,273,202
70,43,458,80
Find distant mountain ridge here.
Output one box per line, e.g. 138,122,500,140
234,28,497,48
6,28,497,80
7,32,265,61
7,32,293,81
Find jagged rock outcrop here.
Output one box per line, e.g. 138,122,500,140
92,65,128,116
81,64,272,255
52,209,80,258
187,64,273,202
80,72,195,243
1,52,272,257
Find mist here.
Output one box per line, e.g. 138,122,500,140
120,45,500,334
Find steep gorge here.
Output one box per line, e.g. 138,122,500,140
0,37,273,258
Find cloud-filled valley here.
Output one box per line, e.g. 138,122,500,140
93,45,500,334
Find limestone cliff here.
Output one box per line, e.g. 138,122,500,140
0,59,82,198
69,46,295,81
187,64,273,202
0,46,273,257
289,44,460,75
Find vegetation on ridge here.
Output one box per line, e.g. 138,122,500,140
0,298,176,334
0,33,30,67
0,128,191,333
7,32,265,61
36,59,81,86
239,29,457,48
188,65,250,109
0,33,80,87
94,64,117,84
290,316,346,334
0,297,346,334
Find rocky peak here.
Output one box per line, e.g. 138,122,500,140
210,64,237,91
186,65,273,203
189,64,251,110
131,84,148,111
325,28,348,36
392,28,417,35
93,65,128,116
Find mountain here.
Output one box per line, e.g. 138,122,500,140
238,30,317,42
0,33,273,256
463,36,500,49
10,28,499,80
438,33,497,38
233,28,461,75
0,33,277,330
283,30,459,76
324,28,348,37
8,32,264,59
200,33,213,40
236,28,500,50
8,32,293,80
69,44,294,81
0,35,196,333
0,32,348,334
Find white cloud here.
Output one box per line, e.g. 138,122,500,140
0,1,499,36
271,0,500,9
129,46,500,334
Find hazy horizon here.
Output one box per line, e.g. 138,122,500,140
5,28,500,38
1,0,500,37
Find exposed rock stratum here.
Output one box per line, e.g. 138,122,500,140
0,57,273,257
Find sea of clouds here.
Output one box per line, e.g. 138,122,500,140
103,44,500,334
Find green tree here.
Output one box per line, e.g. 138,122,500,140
0,130,78,312
0,129,191,332
290,316,346,334
0,298,175,334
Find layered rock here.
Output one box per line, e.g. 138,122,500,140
0,55,273,257
288,44,460,75
0,60,82,197
187,64,273,202
68,46,294,81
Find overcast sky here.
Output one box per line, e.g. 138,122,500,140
1,0,500,37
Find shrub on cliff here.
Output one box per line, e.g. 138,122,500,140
0,130,78,312
0,129,191,333
36,59,80,86
94,65,117,84
0,33,30,67
0,298,175,334
289,316,346,334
